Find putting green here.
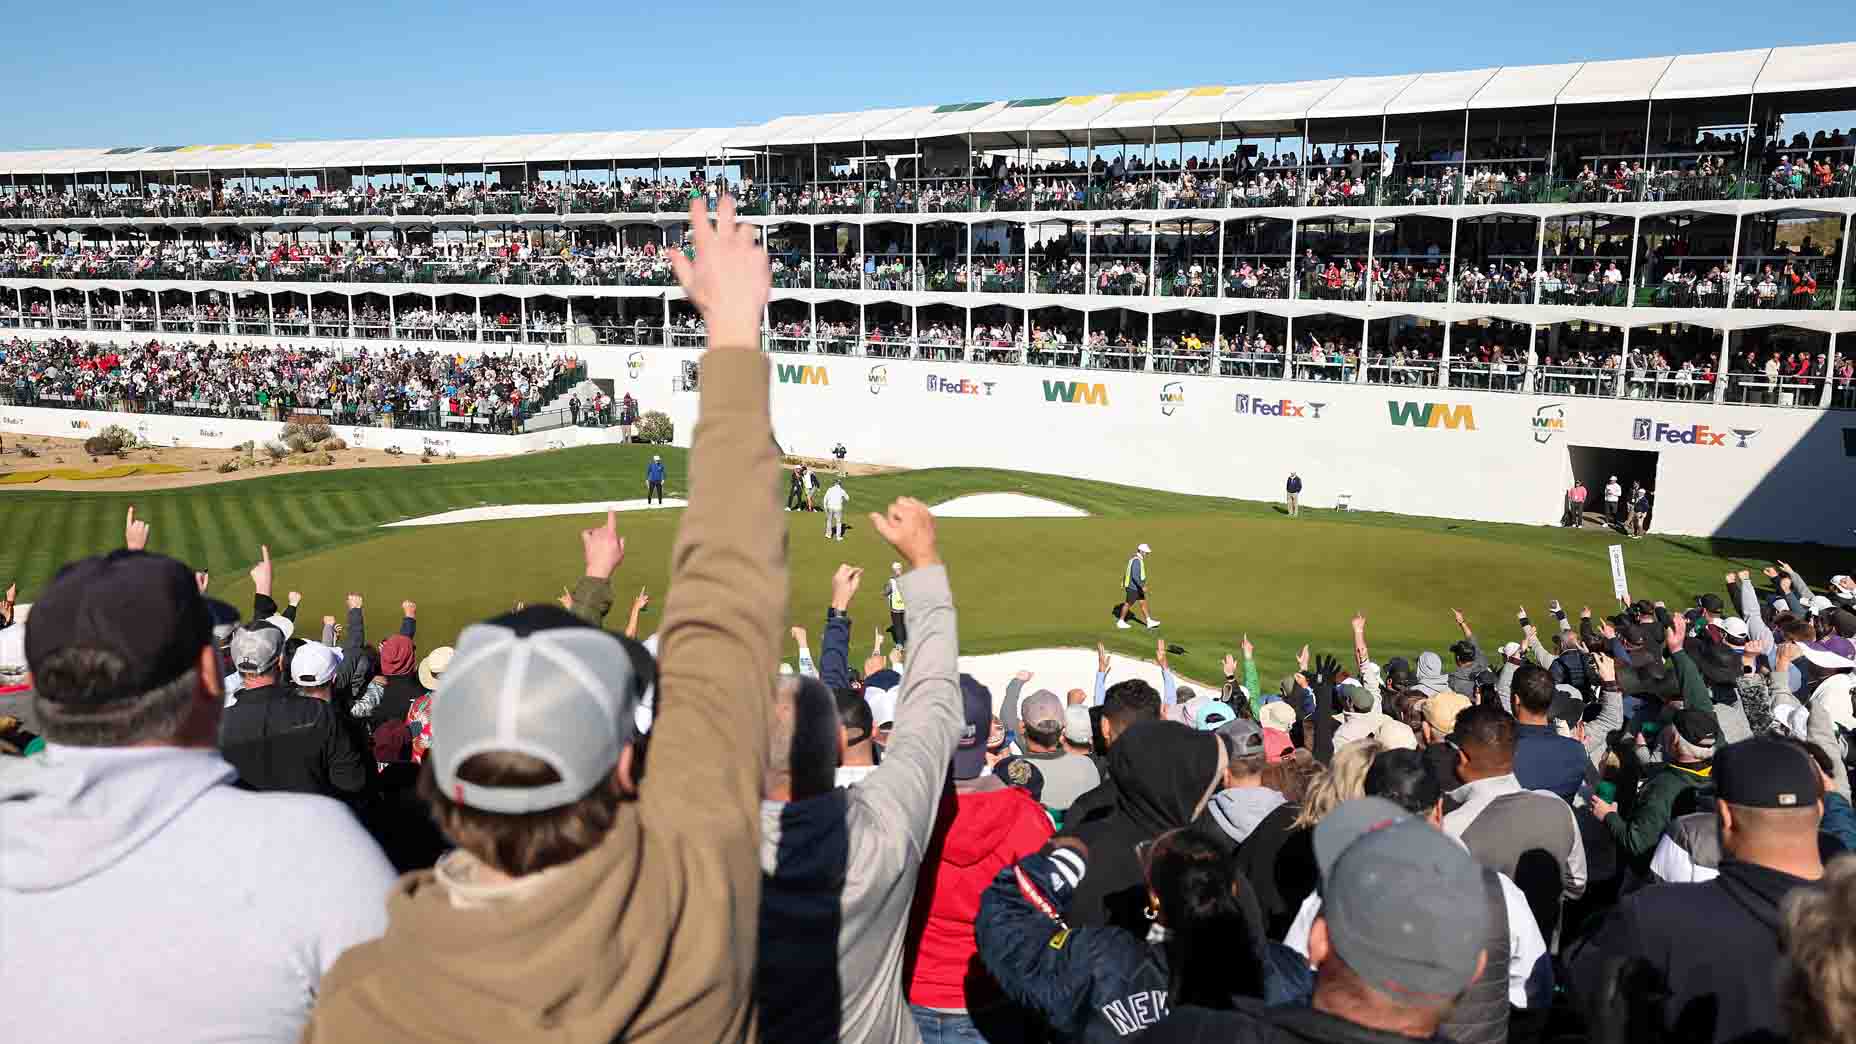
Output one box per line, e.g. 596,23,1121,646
1,444,1836,684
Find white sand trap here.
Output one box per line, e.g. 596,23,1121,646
930,493,1089,519
382,498,687,528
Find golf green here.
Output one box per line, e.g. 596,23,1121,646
0,444,1840,683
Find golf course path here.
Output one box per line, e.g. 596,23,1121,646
381,498,688,528
930,493,1089,518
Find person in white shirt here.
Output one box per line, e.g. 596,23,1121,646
1603,475,1623,527
822,479,849,541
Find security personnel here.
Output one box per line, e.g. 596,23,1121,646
646,454,666,504
885,562,907,648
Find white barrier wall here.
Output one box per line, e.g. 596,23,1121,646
0,405,622,458
603,347,1856,547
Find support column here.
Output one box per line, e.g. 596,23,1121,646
1821,330,1837,408
1714,328,1731,404
1615,326,1630,397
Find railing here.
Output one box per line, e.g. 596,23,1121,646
1534,365,1619,398
1622,367,1716,402
1446,362,1528,392
0,385,589,436
1365,360,1443,387
1723,371,1828,408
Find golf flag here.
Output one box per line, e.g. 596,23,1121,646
1608,545,1629,602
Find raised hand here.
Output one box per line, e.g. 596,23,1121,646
124,506,150,551
670,195,771,349
1592,651,1617,685
1311,653,1341,686
830,564,863,611
1350,611,1366,631
401,600,416,618
791,626,809,646
631,588,651,613
321,615,336,629
581,509,626,580
1096,642,1110,674
346,593,363,609
558,587,575,611
1296,644,1310,673
1223,653,1239,677
194,572,209,594
288,591,303,608
1014,670,1033,683
249,545,273,596
1155,638,1168,668
1763,566,1780,579
1452,608,1467,626
1241,633,1254,659
868,497,938,570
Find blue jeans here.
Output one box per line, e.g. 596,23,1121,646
909,1004,1032,1044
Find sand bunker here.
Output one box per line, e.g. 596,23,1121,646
930,493,1089,519
382,498,686,528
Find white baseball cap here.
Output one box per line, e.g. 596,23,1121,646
290,641,341,688
1137,543,1153,554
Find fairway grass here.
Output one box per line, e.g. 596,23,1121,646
1,444,1843,684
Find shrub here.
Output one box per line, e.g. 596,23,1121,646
263,440,289,461
216,460,240,474
316,452,335,466
281,421,333,444
637,410,674,444
445,449,458,460
321,436,348,451
84,439,109,454
420,454,432,464
384,445,404,457
17,444,39,458
97,424,138,454
284,434,314,454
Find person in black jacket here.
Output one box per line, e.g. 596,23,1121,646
1062,719,1225,935
1285,472,1303,517
218,623,369,800
977,832,1307,1042
1568,736,1828,1044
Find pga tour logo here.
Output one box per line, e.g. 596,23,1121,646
1235,392,1324,419
1632,418,1758,448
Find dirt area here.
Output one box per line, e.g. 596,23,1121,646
781,454,903,477
0,433,503,492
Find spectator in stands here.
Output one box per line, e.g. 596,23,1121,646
1570,737,1827,1044
904,671,1052,1043
3,551,395,1041
303,194,780,1043
219,622,370,799
758,496,963,1044
1148,799,1491,1044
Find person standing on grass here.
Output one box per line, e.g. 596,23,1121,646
1630,483,1651,538
1603,475,1623,528
823,478,848,542
787,465,806,512
1565,479,1587,527
646,453,666,505
1286,471,1303,517
1117,543,1161,631
884,562,908,650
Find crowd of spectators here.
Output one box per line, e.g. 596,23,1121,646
0,336,581,429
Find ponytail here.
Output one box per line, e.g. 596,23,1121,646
1149,832,1265,1010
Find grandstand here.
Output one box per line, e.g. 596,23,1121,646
2,42,1854,543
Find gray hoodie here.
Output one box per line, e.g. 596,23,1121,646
0,745,395,1043
1205,786,1289,846
757,565,964,1044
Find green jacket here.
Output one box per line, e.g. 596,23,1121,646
1604,649,1716,859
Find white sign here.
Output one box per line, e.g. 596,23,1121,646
1608,544,1630,602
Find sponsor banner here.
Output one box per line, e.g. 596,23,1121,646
1160,381,1185,417
1041,380,1109,406
1532,403,1566,444
1631,417,1757,448
626,351,645,379
776,363,830,386
868,365,889,395
924,373,996,397
1234,392,1325,419
1387,401,1476,431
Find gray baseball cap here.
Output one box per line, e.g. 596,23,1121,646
1315,798,1489,1001
1019,689,1065,731
431,607,643,815
1215,716,1264,756
228,624,285,674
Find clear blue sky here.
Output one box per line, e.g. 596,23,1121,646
7,2,1850,150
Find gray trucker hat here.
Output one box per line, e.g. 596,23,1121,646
431,606,643,814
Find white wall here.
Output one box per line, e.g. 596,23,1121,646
603,347,1855,547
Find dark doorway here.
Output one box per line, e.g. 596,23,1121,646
1567,445,1659,530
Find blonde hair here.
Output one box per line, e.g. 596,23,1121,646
1782,857,1856,1044
1292,740,1383,830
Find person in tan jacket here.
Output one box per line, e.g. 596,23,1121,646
302,195,781,1044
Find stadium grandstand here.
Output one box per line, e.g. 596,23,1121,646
2,42,1855,541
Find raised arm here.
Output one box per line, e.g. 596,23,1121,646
647,194,781,831
819,566,858,691
1092,642,1109,707
1735,571,1774,654
1241,635,1261,718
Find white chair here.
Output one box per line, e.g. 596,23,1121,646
1335,492,1353,512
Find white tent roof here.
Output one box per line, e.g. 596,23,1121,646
6,42,1853,178
1755,42,1856,95
1467,63,1583,110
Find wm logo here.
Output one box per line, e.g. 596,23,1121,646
776,364,829,386
1043,380,1109,406
1387,401,1476,430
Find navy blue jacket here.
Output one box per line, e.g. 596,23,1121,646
1285,475,1302,495
646,460,666,482
1512,723,1595,802
977,846,1308,1042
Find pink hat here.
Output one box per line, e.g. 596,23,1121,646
1262,727,1294,763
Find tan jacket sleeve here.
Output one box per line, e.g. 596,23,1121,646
853,565,961,857
644,349,783,833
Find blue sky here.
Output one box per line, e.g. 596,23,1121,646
6,2,1851,149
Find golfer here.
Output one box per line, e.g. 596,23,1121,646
822,479,848,541
1116,543,1161,630
646,454,666,505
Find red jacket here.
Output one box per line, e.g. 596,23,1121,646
905,782,1052,1010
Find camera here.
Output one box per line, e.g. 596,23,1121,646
832,442,847,461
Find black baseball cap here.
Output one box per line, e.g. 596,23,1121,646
1716,737,1821,809
25,551,212,705
1671,708,1722,750
1696,593,1725,614
1547,687,1586,730
993,755,1046,803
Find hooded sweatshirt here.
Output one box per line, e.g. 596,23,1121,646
0,745,395,1043
1204,786,1288,847
905,779,1054,1011
1414,651,1450,697
303,348,783,1043
1063,720,1226,935
757,565,964,1044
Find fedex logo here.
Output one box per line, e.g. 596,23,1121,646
1632,418,1758,448
1237,394,1324,419
926,375,996,397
